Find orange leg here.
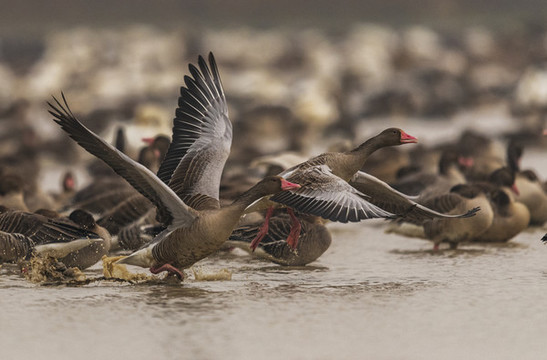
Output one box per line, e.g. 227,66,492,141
249,206,274,252
286,208,301,250
150,264,184,280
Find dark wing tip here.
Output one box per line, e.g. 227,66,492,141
462,206,480,218
541,233,547,243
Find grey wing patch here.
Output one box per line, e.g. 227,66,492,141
0,210,102,245
48,94,196,230
271,165,394,223
0,231,34,262
168,142,228,210
422,193,463,214
350,171,479,224
158,53,231,205
97,194,155,234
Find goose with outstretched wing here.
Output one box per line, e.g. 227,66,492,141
49,53,300,279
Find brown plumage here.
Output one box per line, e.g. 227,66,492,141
473,188,530,242
227,212,331,266
48,53,301,279
0,207,106,268
422,184,494,250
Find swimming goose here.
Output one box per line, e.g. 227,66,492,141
248,128,418,250
48,53,301,279
0,207,105,266
61,209,112,269
226,212,331,266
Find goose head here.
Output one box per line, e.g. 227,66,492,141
254,176,301,197
379,128,418,145
489,167,519,195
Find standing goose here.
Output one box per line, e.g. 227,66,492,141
506,142,547,225
248,128,418,250
48,53,300,279
421,184,494,250
0,174,28,211
348,171,480,225
472,188,530,242
392,148,471,197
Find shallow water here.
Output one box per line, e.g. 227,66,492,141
3,107,546,359
1,220,546,360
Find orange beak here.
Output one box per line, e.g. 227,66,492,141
142,137,154,145
400,130,418,144
281,179,301,191
458,156,474,168
511,184,520,196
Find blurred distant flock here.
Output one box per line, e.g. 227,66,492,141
1,24,547,144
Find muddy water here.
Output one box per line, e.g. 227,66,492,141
0,220,546,360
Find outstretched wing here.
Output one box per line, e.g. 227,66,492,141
350,171,479,224
270,165,395,223
48,94,196,229
157,52,231,210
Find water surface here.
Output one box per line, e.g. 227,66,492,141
1,221,546,360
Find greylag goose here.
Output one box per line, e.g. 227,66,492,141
61,209,112,269
51,171,77,208
348,171,480,225
96,193,158,251
65,178,137,215
226,212,331,266
113,223,163,251
507,142,547,225
138,135,170,173
252,128,481,250
392,148,471,197
48,53,301,279
456,130,505,181
0,207,105,267
472,188,530,242
421,184,494,250
97,193,155,235
0,174,28,211
248,128,418,250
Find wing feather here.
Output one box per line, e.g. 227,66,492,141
48,94,196,229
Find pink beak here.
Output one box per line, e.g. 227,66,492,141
511,184,520,196
543,129,547,136
281,179,301,191
400,130,418,144
142,137,154,145
458,156,474,168
64,177,75,190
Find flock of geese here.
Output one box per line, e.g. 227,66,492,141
0,52,545,281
